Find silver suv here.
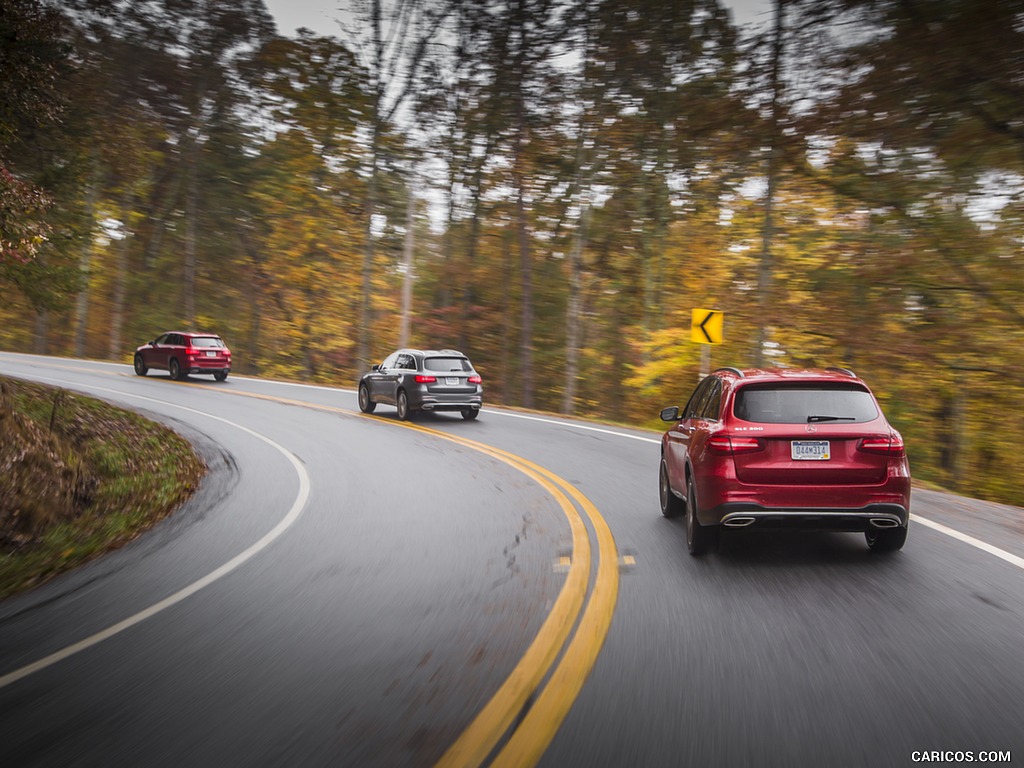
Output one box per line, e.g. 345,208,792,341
358,349,483,420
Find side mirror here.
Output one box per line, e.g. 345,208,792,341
371,364,380,371
660,406,680,422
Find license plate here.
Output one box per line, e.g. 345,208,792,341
791,440,830,460
445,377,459,385
206,350,217,357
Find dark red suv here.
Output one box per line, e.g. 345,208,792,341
134,332,232,382
659,367,910,555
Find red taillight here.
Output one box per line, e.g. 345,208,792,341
184,347,197,357
858,434,906,457
708,436,764,454
415,374,436,383
468,375,482,384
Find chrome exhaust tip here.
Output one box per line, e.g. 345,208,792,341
723,517,756,528
869,518,900,529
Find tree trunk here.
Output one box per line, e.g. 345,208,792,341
107,216,131,361
755,0,785,366
515,167,533,409
562,206,588,415
949,387,967,491
73,167,100,358
512,1,533,409
184,136,198,328
33,309,49,355
237,222,263,375
398,185,415,348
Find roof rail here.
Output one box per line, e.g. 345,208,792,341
826,367,856,378
713,367,745,378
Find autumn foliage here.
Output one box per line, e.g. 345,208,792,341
1,0,1022,505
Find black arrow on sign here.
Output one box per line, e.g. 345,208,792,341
698,311,716,343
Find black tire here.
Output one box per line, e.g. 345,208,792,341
133,354,148,376
461,408,479,421
659,460,685,518
358,384,376,413
865,525,908,552
686,477,719,556
213,371,228,382
396,389,410,421
168,357,183,381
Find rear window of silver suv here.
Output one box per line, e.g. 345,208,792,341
424,357,472,373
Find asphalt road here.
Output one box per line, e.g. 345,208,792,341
1,352,1022,768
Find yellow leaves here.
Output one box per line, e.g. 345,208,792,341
626,326,699,388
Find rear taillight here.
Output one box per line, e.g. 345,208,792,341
708,436,764,454
858,434,906,457
468,375,482,384
415,374,436,383
184,347,197,357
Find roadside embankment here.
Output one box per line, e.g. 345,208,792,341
0,375,204,599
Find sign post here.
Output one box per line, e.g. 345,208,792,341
691,308,724,379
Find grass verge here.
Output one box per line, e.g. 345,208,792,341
0,375,205,600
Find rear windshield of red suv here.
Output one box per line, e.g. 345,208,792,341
190,337,225,348
733,384,879,424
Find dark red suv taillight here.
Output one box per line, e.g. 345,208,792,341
708,435,764,454
857,434,906,457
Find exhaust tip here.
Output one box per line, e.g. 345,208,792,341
724,517,756,528
869,518,900,529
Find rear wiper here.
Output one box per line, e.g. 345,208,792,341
807,415,857,423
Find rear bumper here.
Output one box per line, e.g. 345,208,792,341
711,502,909,531
419,398,482,412
188,365,231,374
410,389,483,412
694,464,911,529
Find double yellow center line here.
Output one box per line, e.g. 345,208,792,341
171,380,619,767
426,426,619,768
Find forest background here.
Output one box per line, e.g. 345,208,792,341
2,0,1022,505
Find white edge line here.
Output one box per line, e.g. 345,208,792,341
911,514,1024,571
0,352,660,441
5,356,1022,574
0,378,312,690
486,407,1024,572
483,409,661,444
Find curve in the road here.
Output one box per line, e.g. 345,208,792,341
0,369,621,767
162,379,623,767
7,356,1024,768
0,382,312,690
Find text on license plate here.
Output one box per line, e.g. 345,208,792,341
206,350,217,357
445,377,459,385
791,440,830,460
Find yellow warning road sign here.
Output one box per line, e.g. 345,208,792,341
691,309,724,344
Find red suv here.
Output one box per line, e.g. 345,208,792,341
659,367,910,555
134,332,232,382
